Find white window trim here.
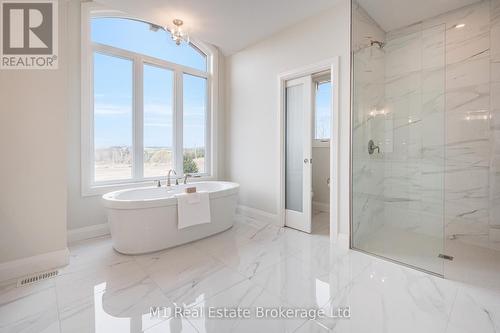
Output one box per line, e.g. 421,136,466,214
312,139,330,148
312,75,332,142
81,3,219,196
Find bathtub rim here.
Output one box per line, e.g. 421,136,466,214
102,181,239,210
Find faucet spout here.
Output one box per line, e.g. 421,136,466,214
167,169,177,187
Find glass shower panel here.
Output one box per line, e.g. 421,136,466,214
285,84,304,212
351,3,446,275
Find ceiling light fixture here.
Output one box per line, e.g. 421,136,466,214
455,23,466,29
170,19,189,46
369,109,386,117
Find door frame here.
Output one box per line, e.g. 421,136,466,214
277,57,340,241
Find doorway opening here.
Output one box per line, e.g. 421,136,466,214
311,73,332,236
278,58,339,239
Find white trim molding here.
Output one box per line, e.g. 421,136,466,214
277,57,341,241
236,205,280,225
0,248,69,282
68,223,110,244
336,233,350,250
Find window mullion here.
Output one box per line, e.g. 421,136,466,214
205,74,211,176
174,70,184,176
133,57,144,180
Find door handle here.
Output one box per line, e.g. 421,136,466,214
304,158,312,164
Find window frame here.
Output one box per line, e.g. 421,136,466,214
312,72,332,145
81,3,219,196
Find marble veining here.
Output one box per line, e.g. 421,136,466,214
352,0,500,280
2,216,500,332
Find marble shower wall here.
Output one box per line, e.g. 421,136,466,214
384,0,500,250
491,0,500,248
383,24,446,239
435,0,495,250
351,3,386,243
353,0,500,252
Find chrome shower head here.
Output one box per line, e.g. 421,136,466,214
370,40,385,49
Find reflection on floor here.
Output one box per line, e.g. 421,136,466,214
354,225,500,291
1,215,500,332
312,210,329,236
445,239,500,292
355,225,443,275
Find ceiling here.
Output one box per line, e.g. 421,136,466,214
94,0,340,55
357,0,482,32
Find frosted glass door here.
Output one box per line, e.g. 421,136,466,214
285,76,312,233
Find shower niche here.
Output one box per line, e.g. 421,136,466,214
351,0,500,288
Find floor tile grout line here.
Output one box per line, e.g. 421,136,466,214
318,255,375,313
121,256,184,332
136,241,252,311
160,240,296,311
175,267,262,308
52,276,64,333
443,284,461,333
176,270,256,310
292,318,329,333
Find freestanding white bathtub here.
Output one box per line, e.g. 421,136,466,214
102,181,239,254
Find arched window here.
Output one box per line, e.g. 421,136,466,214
82,10,217,193
91,17,207,71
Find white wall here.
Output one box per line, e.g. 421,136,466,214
225,0,351,234
66,0,109,233
0,1,70,272
312,146,330,207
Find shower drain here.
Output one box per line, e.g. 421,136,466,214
438,254,454,261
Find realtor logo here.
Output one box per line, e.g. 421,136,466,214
1,0,58,69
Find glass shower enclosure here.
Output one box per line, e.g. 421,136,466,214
351,0,500,285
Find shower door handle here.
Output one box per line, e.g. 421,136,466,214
304,158,312,164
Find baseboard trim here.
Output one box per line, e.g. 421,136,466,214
236,205,280,225
68,223,110,244
335,233,350,250
0,248,69,282
313,201,330,213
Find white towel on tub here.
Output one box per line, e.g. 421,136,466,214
175,191,211,229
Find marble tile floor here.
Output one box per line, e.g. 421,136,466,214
1,215,500,333
355,225,500,292
311,211,330,236
355,225,444,275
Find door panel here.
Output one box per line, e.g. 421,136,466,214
285,76,312,233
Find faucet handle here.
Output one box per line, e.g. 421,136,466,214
183,173,193,184
155,180,161,187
